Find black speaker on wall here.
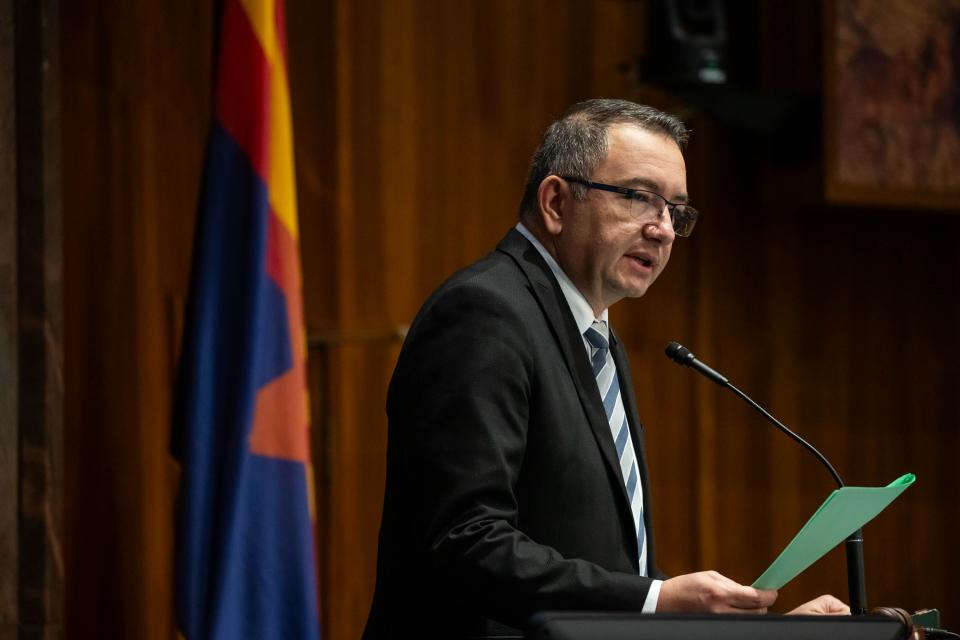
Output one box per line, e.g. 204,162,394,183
639,0,819,156
645,0,730,88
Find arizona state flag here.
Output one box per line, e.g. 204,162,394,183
172,0,319,637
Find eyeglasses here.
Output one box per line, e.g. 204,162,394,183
560,176,698,237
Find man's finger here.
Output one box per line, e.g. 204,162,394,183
786,594,852,615
727,586,778,609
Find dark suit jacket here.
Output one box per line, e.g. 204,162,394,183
364,229,665,638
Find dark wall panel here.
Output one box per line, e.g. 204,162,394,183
61,2,213,638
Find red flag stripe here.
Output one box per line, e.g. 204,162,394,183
215,0,272,183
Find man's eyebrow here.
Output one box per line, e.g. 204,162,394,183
623,177,689,203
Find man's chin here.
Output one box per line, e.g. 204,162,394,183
611,285,652,302
620,277,656,299
603,272,659,304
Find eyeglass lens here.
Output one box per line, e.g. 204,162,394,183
629,195,696,237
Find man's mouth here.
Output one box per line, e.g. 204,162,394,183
628,254,653,268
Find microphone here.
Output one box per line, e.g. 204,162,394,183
664,342,728,386
664,341,868,615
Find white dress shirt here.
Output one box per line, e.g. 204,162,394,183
515,222,662,613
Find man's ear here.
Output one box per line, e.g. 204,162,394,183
536,175,568,236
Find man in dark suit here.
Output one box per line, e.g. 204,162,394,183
364,99,846,638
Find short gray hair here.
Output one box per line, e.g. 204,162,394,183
518,99,689,218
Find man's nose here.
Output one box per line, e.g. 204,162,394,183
643,211,676,243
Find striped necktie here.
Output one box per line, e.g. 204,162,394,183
584,320,647,575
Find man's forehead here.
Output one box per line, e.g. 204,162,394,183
601,124,688,198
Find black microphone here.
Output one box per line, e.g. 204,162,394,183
664,341,868,615
665,342,729,386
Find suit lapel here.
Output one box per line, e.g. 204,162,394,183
496,230,636,517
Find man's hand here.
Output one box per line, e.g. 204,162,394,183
787,594,850,615
658,571,778,614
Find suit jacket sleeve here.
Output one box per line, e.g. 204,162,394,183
386,279,656,627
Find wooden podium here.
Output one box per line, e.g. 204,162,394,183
526,612,912,640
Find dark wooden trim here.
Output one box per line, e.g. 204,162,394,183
0,0,21,633
11,0,62,637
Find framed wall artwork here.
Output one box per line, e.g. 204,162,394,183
825,0,960,209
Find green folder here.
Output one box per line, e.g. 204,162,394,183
752,473,915,590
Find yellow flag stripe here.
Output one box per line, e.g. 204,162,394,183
237,0,299,239
238,0,278,65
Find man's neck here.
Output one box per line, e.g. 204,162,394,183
518,218,608,317
515,221,609,326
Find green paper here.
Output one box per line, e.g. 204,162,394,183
752,473,915,590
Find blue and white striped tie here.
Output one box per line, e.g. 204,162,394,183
584,321,647,576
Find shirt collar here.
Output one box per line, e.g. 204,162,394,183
515,222,608,335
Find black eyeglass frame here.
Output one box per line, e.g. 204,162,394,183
559,175,698,237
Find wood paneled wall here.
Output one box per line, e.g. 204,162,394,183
62,2,960,640
61,2,213,638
